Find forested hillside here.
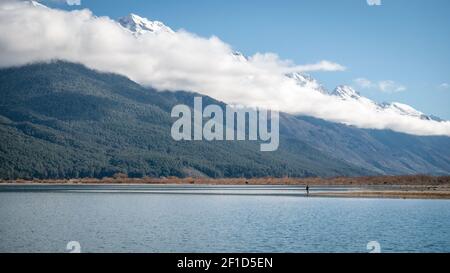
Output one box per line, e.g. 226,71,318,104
0,61,372,179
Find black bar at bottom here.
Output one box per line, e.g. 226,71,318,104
0,253,446,272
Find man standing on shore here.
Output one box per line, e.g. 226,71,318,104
306,185,309,196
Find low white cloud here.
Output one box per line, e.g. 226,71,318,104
245,53,345,73
367,0,381,6
439,83,449,89
354,78,406,93
0,1,449,137
292,60,346,72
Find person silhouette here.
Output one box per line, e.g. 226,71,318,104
306,185,309,196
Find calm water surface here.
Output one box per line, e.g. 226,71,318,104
0,185,449,252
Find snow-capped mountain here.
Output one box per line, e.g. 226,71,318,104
286,72,440,121
287,74,435,121
331,85,439,121
118,13,174,35
381,102,433,120
332,85,361,99
118,14,249,64
287,72,329,94
289,66,440,122
114,12,445,123
331,85,381,108
231,51,248,62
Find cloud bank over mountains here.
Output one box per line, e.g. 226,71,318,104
1,0,450,136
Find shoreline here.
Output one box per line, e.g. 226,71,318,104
1,178,450,200
1,185,449,200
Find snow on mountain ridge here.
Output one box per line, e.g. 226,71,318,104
332,85,439,121
287,72,329,94
231,51,248,62
382,102,432,120
118,13,174,35
331,85,383,113
332,85,361,99
114,12,443,123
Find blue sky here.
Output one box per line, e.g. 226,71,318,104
47,0,450,119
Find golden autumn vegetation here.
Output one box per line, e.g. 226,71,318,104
2,174,450,186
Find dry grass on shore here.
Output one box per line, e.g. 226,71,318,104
2,175,450,186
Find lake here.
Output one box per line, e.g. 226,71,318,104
0,184,449,252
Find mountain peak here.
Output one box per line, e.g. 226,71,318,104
330,86,440,120
118,13,174,35
231,51,247,62
286,72,328,94
332,85,361,99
